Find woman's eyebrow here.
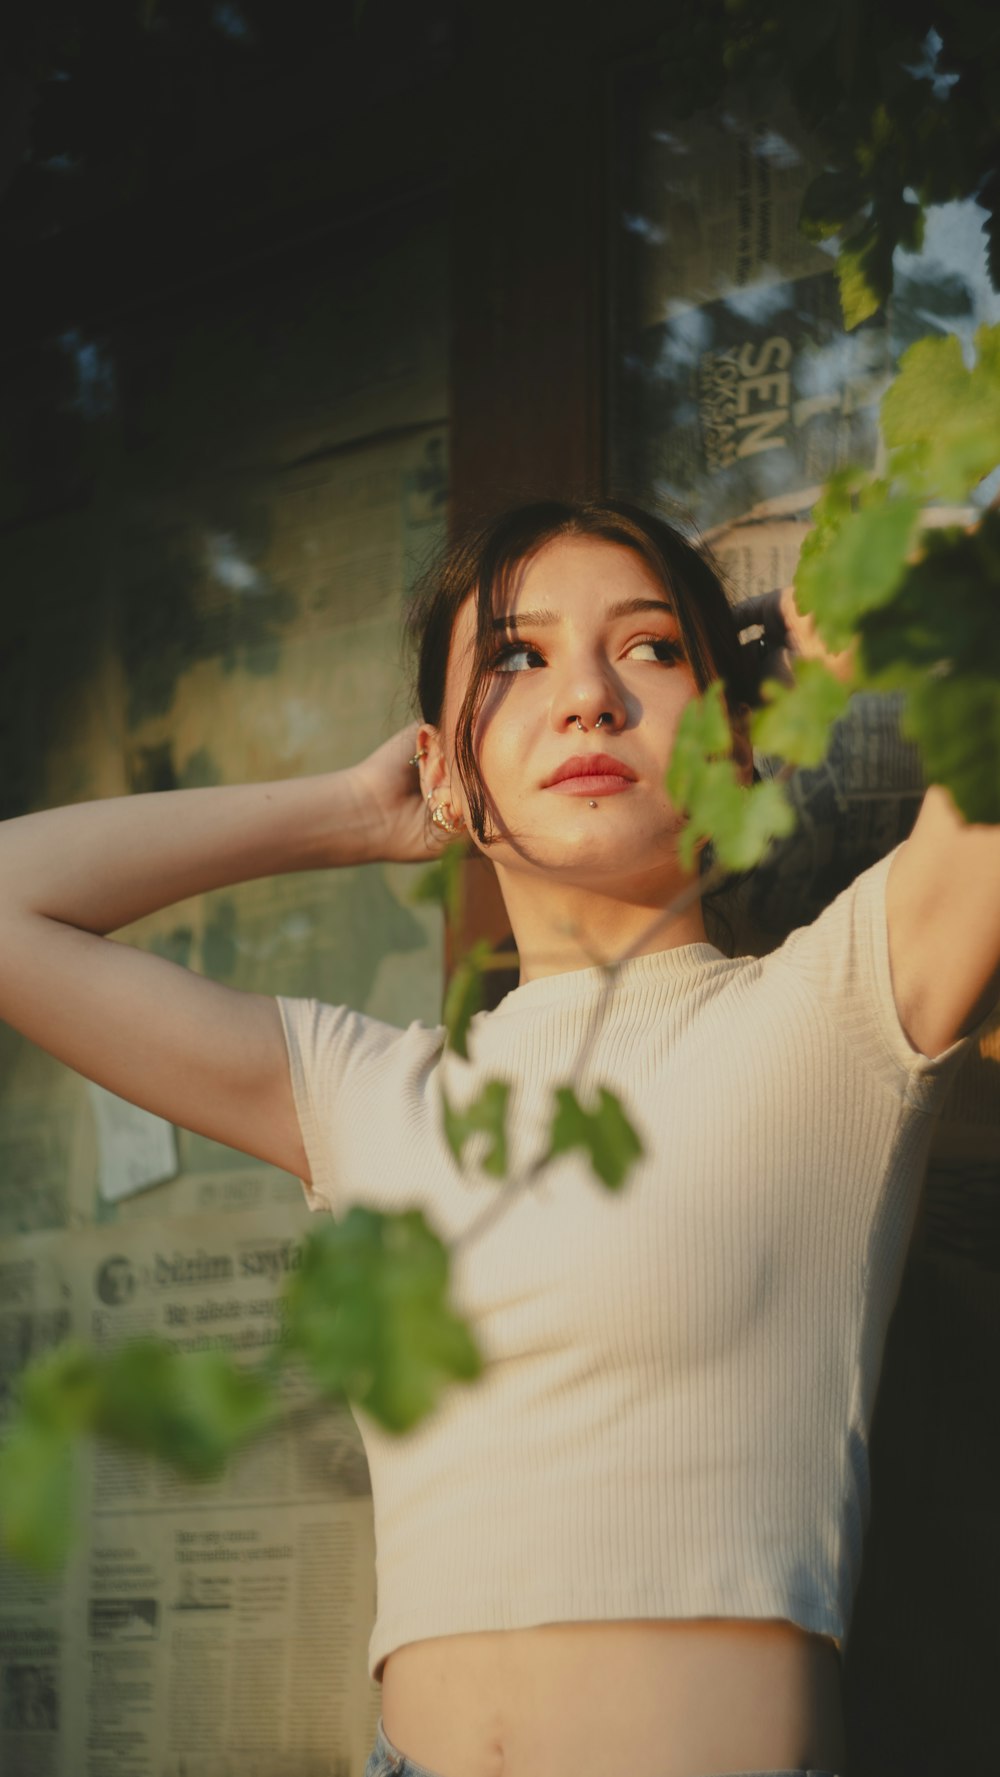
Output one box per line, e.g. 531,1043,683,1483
492,596,675,630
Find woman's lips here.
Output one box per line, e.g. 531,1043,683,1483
547,773,635,796
544,753,637,795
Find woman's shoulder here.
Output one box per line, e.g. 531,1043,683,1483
275,992,445,1080
758,846,983,1105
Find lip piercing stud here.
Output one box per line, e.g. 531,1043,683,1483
588,799,598,808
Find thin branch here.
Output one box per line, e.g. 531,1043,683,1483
450,762,801,1255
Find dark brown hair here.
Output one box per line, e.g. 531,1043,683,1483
407,496,757,846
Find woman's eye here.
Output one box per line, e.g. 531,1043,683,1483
628,636,685,664
492,642,545,673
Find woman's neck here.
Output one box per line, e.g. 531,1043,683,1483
497,867,713,984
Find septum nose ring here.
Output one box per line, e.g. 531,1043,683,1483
576,714,612,731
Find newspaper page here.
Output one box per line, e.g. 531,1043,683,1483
0,1238,74,1777
611,79,891,527
1,1211,386,1777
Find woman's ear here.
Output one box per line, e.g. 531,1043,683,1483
417,722,468,836
417,723,447,790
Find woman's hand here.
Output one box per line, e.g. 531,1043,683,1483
777,583,857,683
733,586,857,704
349,723,452,865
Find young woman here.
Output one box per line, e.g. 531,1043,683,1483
1,499,998,1777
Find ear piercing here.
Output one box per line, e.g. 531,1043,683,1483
409,747,428,766
426,792,464,834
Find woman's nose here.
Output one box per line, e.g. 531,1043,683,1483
550,661,628,735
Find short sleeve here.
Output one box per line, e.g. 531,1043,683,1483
773,846,994,1114
276,996,411,1217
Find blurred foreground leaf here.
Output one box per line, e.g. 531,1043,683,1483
283,1208,484,1433
857,517,1000,686
901,673,1000,826
94,1342,276,1478
17,1341,100,1432
751,659,852,767
410,840,465,924
547,1087,643,1191
442,939,492,1058
667,684,796,872
881,325,1000,501
794,487,919,652
442,1079,510,1177
0,1421,76,1571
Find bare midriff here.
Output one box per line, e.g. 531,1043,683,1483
380,1618,847,1777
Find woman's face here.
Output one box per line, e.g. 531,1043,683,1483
425,534,744,892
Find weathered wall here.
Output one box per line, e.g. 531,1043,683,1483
0,196,449,1776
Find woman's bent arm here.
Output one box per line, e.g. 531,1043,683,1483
0,763,404,1184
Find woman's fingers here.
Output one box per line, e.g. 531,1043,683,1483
732,587,789,647
779,584,857,683
732,588,794,701
355,723,460,863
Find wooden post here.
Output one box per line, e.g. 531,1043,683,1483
447,74,607,992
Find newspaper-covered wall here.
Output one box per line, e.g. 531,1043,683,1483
0,1212,381,1777
0,198,450,1776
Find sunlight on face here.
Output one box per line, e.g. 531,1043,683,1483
438,535,704,892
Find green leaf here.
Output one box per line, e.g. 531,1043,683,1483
901,672,1000,826
441,1079,510,1177
804,464,870,531
94,1341,275,1478
410,841,465,924
693,771,797,872
442,939,492,1058
667,679,733,785
666,686,796,872
283,1210,484,1433
0,1421,76,1571
794,490,919,651
881,324,1000,500
17,1341,100,1434
547,1087,643,1192
856,515,1000,685
751,659,851,766
836,220,894,330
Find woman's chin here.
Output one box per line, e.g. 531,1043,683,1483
491,823,688,889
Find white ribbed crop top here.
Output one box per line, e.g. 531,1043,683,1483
277,846,983,1684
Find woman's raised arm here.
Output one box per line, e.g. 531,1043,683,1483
755,583,1000,1059
0,724,436,1183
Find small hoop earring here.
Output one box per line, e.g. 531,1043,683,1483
427,793,464,834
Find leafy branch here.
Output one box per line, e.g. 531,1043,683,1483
4,7,1000,1574
7,300,999,1562
653,0,1000,329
